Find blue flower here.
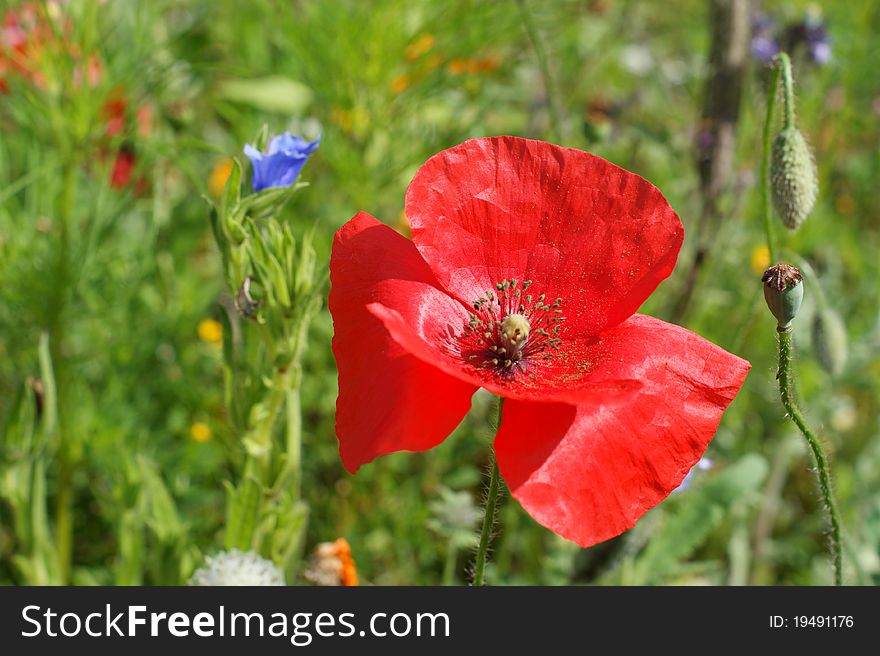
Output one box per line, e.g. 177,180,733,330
751,35,780,64
804,21,831,65
751,13,779,64
243,132,320,192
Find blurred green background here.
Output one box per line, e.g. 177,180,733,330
0,0,878,585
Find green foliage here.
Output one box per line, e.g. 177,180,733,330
1,0,878,586
627,455,769,585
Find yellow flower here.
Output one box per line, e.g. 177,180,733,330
197,318,223,346
208,158,234,198
750,245,771,276
189,422,212,443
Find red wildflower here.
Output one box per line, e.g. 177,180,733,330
109,148,135,189
329,136,750,547
1,3,51,90
101,88,152,193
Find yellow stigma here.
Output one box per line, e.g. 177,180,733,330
501,313,530,342
499,313,530,360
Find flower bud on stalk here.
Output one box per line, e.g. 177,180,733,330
812,307,848,377
771,127,818,230
762,263,803,331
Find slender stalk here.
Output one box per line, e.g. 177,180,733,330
516,0,563,142
776,329,842,585
472,397,505,586
761,64,780,264
52,158,77,584
284,386,302,500
777,53,795,130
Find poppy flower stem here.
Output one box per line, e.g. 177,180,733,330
761,62,781,264
472,397,505,586
776,53,795,131
776,329,843,585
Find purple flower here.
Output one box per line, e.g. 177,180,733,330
243,132,320,192
804,21,831,64
751,13,779,64
751,35,780,64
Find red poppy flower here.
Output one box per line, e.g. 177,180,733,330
329,136,750,547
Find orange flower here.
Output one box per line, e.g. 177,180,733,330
446,55,499,76
209,159,235,198
446,58,471,75
304,538,358,586
405,34,435,61
335,538,358,586
390,74,412,95
473,55,500,73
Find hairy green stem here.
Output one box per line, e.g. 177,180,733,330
761,64,780,264
472,397,505,586
776,329,842,585
777,53,795,130
516,0,563,142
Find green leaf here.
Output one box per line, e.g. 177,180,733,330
218,76,313,114
220,158,242,224
632,454,769,584
224,476,262,551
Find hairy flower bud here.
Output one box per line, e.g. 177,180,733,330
762,263,803,330
770,127,818,230
812,308,847,377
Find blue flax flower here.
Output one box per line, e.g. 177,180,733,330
803,19,831,65
243,132,320,192
751,14,779,64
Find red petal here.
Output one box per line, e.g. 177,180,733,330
494,314,750,547
329,212,478,472
405,136,683,336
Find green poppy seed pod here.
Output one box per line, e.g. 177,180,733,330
812,308,848,377
770,127,818,230
762,263,804,330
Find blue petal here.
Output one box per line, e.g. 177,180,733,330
268,132,321,157
243,133,320,192
243,144,266,190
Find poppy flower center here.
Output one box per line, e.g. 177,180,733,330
462,279,564,378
